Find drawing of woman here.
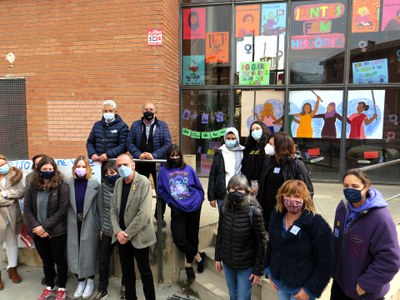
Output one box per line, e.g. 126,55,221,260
355,6,372,26
293,96,321,138
348,102,378,139
254,103,277,133
313,102,343,139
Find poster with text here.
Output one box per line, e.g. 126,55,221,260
291,1,346,50
206,32,229,64
289,90,344,139
346,90,385,139
183,8,206,40
261,3,287,36
183,55,205,85
352,59,389,84
236,37,254,72
240,90,284,136
239,61,270,85
352,0,380,33
236,5,260,38
381,0,400,31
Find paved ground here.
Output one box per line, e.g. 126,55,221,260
0,181,399,299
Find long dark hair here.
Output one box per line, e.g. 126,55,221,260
343,168,371,187
166,144,186,170
244,121,271,152
31,156,64,191
274,132,296,162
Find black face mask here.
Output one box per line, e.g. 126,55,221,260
170,158,180,167
144,111,154,121
104,174,119,184
228,191,245,204
39,171,55,180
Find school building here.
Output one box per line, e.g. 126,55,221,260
0,0,399,183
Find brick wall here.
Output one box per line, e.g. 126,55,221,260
0,0,180,159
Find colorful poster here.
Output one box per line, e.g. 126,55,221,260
352,0,380,33
239,62,270,85
200,154,213,176
240,90,284,136
183,55,205,85
261,3,287,36
346,90,385,139
206,32,229,64
289,90,344,139
291,2,346,50
236,5,260,37
381,0,400,31
352,59,389,84
183,8,206,40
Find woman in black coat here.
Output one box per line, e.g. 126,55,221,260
241,121,271,195
264,180,333,300
215,174,266,300
257,132,313,231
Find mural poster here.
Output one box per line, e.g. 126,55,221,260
289,90,344,139
346,90,384,139
352,59,389,84
182,8,206,40
381,0,400,31
291,2,346,50
236,5,260,37
352,0,380,33
206,32,229,64
182,55,205,85
240,90,284,136
261,3,287,36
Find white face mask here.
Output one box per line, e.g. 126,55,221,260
264,143,275,156
103,112,115,122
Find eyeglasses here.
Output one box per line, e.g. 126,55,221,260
283,196,303,206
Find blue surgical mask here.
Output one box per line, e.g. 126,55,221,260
0,164,10,175
343,188,363,203
105,174,119,184
251,129,263,141
118,165,132,178
103,113,115,122
225,139,237,148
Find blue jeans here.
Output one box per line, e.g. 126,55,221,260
278,289,316,300
217,199,224,215
223,263,253,300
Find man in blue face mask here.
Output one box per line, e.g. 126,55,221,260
110,154,156,300
86,100,129,163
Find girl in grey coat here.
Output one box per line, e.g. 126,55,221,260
67,156,103,299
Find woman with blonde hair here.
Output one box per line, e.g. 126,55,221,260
0,154,24,289
255,103,278,133
264,179,333,300
67,155,102,299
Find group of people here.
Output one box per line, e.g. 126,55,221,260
0,100,399,300
208,122,400,300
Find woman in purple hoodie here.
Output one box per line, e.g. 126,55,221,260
331,168,400,300
158,144,205,283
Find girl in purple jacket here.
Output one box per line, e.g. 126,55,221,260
157,144,205,283
332,168,400,300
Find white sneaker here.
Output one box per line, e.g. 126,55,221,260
82,278,94,299
74,281,86,299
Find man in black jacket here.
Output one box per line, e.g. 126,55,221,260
86,100,129,162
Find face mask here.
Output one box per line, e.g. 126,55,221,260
143,111,154,121
169,158,180,167
75,168,87,178
343,188,363,203
251,129,263,141
264,143,275,156
105,174,119,184
225,139,237,148
284,199,303,214
0,164,10,175
118,165,132,178
39,171,55,180
103,112,115,122
228,191,245,204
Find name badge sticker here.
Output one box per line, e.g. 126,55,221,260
290,225,301,235
273,167,281,174
334,228,340,238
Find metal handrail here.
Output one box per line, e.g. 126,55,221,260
359,158,400,202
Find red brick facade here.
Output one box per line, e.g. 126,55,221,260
0,0,180,158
